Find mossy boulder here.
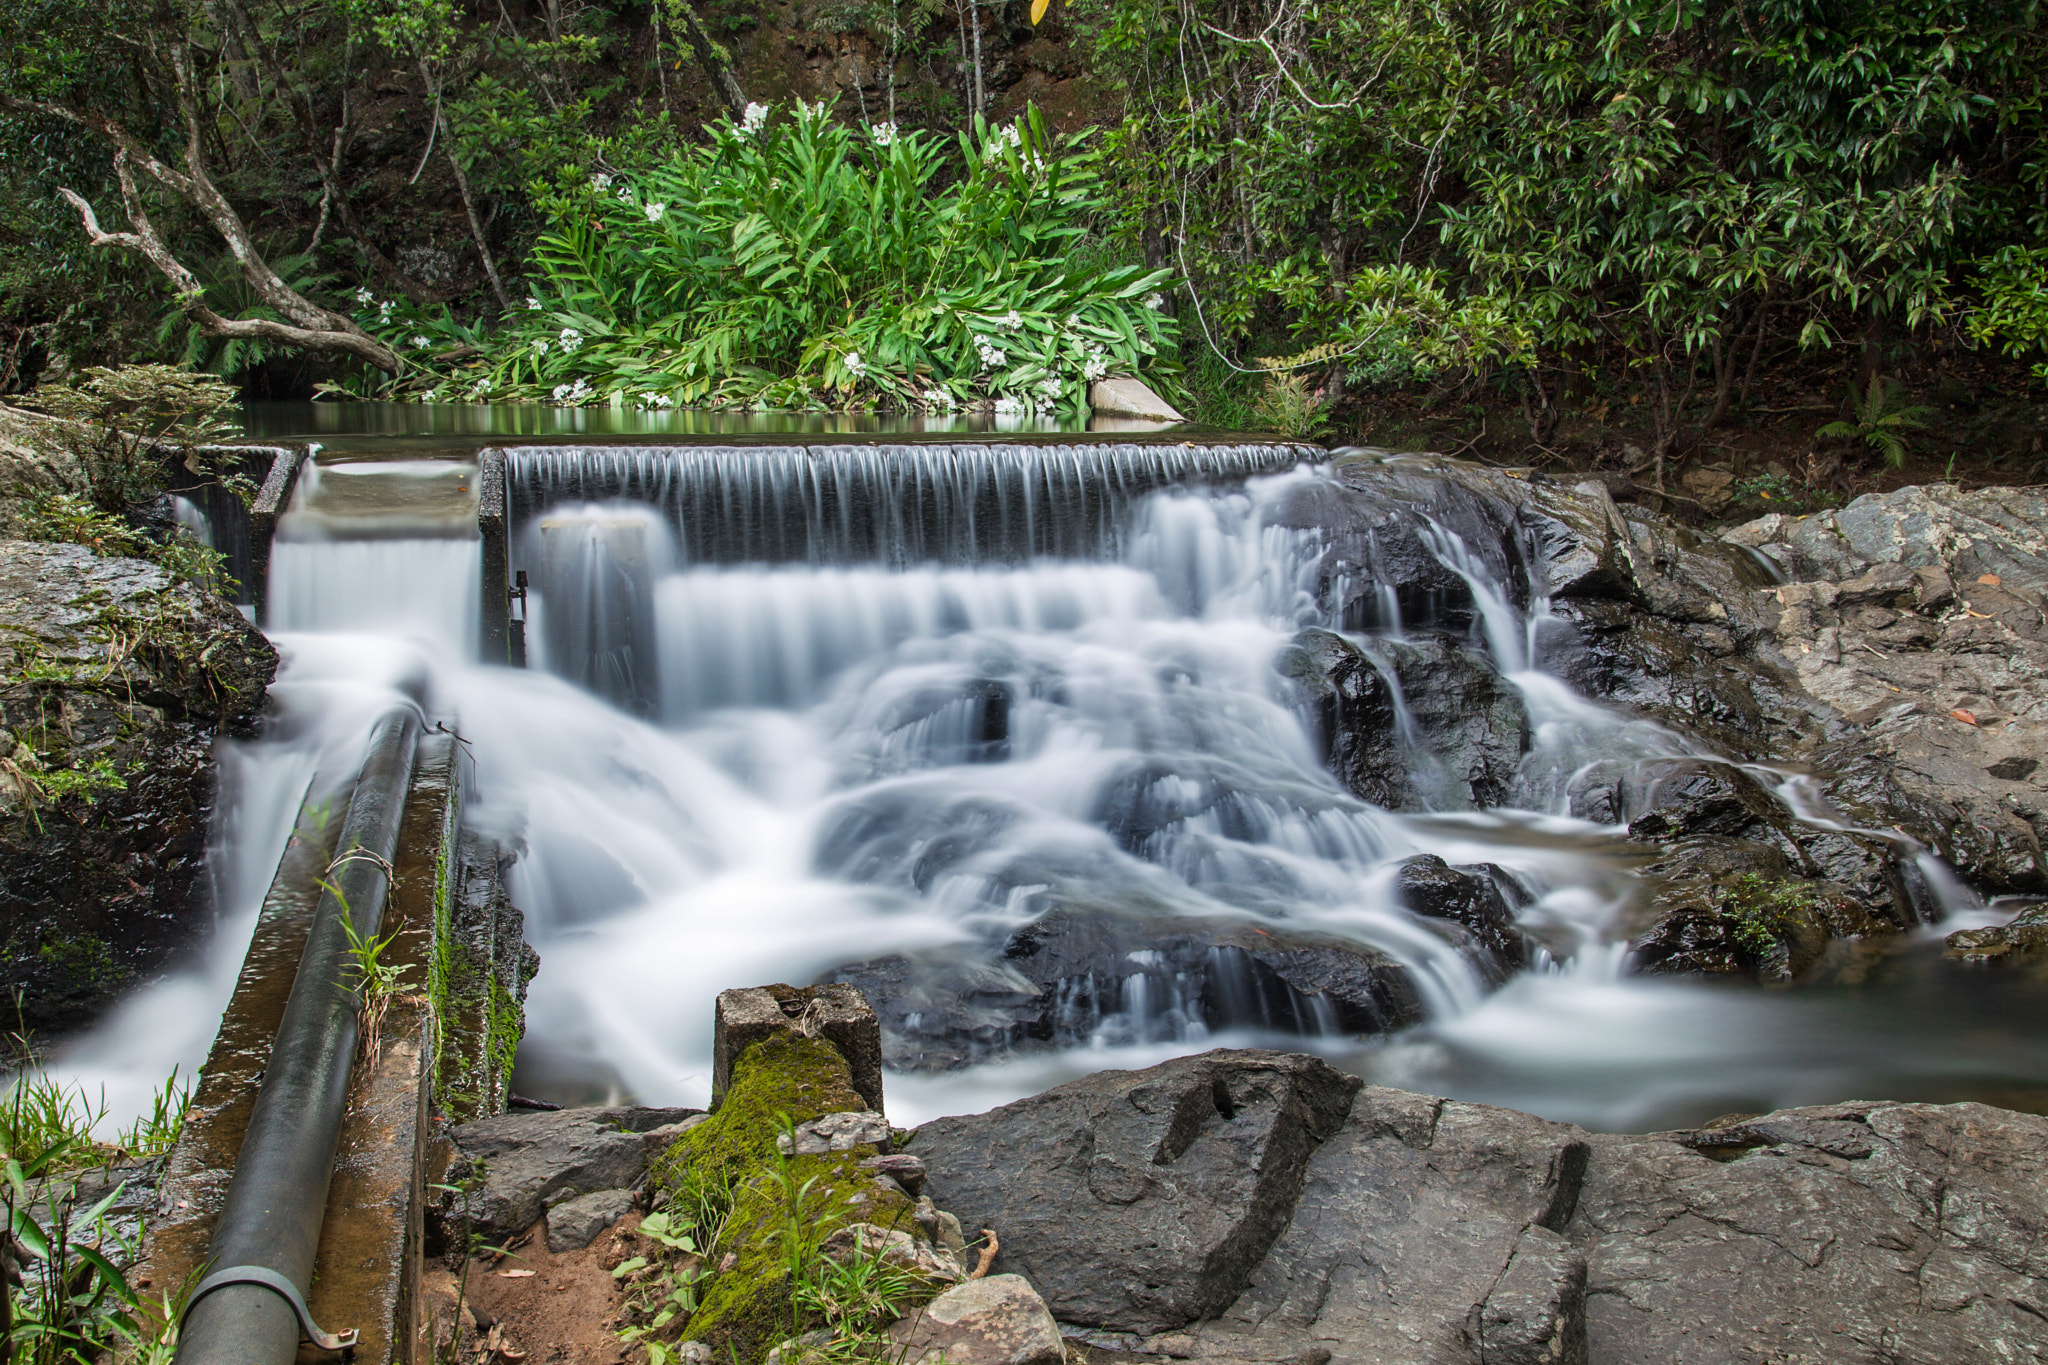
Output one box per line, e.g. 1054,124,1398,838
649,1032,936,1364
0,538,275,1032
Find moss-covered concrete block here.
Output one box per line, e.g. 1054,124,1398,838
649,1028,942,1364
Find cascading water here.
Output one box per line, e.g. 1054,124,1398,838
46,441,2048,1135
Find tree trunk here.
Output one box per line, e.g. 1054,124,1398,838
665,0,747,118
1858,308,1886,390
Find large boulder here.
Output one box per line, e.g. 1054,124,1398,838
921,1051,2048,1365
907,1049,1360,1334
0,539,275,1030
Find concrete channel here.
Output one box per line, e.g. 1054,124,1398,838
145,444,524,1365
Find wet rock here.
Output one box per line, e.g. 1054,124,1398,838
886,1274,1065,1365
544,1186,634,1252
829,908,1421,1072
434,1105,701,1248
1076,1081,1591,1364
1285,629,1528,811
1945,900,2048,966
777,1110,891,1155
0,408,87,532
906,1049,1360,1333
0,539,275,1031
1391,855,1527,978
1573,1099,2048,1365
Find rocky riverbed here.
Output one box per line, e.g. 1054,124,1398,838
432,985,2048,1365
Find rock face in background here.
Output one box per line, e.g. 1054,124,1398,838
0,539,275,1031
1278,453,2048,982
913,1048,2048,1365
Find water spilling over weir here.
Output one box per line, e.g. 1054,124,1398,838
52,437,2048,1135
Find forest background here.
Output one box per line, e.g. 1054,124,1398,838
3,0,2046,514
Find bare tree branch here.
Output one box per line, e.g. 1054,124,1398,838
7,50,402,374
58,154,402,373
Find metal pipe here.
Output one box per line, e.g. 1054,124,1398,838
176,707,423,1365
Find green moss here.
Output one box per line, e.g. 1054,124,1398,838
646,1034,928,1363
1717,873,1823,957
37,934,126,991
486,972,523,1088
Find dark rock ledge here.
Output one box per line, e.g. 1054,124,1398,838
911,1048,2048,1365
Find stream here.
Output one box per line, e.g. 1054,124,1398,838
51,425,2048,1134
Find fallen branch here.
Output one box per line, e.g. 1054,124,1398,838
970,1228,999,1279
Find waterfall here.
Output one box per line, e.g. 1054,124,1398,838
505,443,1312,565
47,439,2045,1139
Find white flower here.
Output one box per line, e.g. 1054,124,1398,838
616,187,633,204
1080,340,1110,383
354,286,375,305
558,326,582,353
534,338,550,354
922,387,957,410
526,295,544,311
1145,292,1167,311
870,122,897,147
589,171,613,192
1037,378,1062,402
377,300,394,322
984,122,1024,162
999,310,1023,331
974,338,1007,371
843,351,867,379
643,202,667,222
739,102,770,136
646,392,674,408
410,335,431,350
551,378,593,404
992,395,1027,415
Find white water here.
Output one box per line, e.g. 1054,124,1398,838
47,453,2046,1135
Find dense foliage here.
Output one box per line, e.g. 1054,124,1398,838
355,102,1176,411
1089,0,2048,440
0,0,2043,437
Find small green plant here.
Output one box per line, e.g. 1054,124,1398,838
16,366,248,512
1815,376,1934,468
1,1150,147,1365
322,874,418,1060
20,490,233,592
1716,874,1823,959
0,1063,193,1171
614,1210,710,1346
1250,369,1331,439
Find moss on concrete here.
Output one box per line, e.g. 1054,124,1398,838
647,1033,932,1363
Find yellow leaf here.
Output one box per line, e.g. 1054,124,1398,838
1030,0,1050,23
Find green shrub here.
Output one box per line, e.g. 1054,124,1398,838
16,366,244,513
360,101,1176,413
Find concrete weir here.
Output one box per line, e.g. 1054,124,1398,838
147,718,525,1365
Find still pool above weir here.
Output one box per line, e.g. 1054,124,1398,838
48,428,2048,1136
